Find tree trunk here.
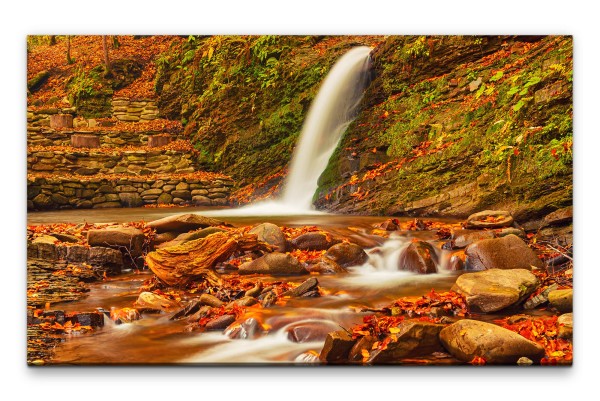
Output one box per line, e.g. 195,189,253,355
112,35,120,49
48,35,56,46
102,35,111,76
49,114,74,129
66,36,73,64
145,231,274,287
71,134,100,148
147,134,172,148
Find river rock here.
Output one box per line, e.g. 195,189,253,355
290,231,340,251
199,293,224,308
205,314,236,331
543,206,573,227
282,277,319,297
348,335,378,362
319,330,356,363
452,268,539,312
375,218,400,231
31,235,58,259
465,234,543,271
249,223,288,252
225,317,263,339
323,243,368,267
87,226,145,257
51,233,80,243
65,245,89,263
170,300,203,321
465,210,514,229
153,231,179,245
448,255,465,271
88,247,123,269
557,313,573,339
398,241,438,274
548,289,573,312
238,252,308,275
439,319,545,364
157,193,173,204
306,257,347,274
229,296,259,307
451,229,495,248
69,312,104,327
147,213,225,233
367,321,445,363
134,291,179,311
286,320,341,343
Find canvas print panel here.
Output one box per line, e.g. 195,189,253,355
26,35,573,365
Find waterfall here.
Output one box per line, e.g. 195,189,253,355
202,46,372,217
281,46,373,209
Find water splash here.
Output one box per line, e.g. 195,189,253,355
203,46,372,217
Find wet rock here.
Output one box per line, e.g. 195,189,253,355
495,227,526,238
348,335,377,362
374,218,400,231
260,291,277,308
367,321,445,363
87,226,145,257
32,235,58,259
249,223,288,252
548,289,573,313
523,283,558,309
282,277,319,297
158,227,228,249
147,213,226,233
88,247,123,270
307,257,347,274
170,300,203,321
290,231,340,251
465,210,514,229
319,330,356,363
69,312,104,327
286,320,340,343
153,231,178,245
452,268,539,313
448,255,465,271
205,314,236,331
557,313,573,339
517,357,534,366
295,351,321,364
323,243,368,267
398,241,437,274
110,307,141,324
543,206,573,227
244,281,263,298
225,317,263,339
439,319,545,364
134,291,179,311
238,252,308,275
451,229,495,248
229,296,259,307
199,293,224,308
465,234,543,271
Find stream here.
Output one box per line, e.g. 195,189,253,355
29,207,461,365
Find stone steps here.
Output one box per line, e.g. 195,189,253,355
28,144,197,176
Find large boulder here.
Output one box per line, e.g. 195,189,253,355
319,330,356,363
147,213,225,233
367,321,445,363
290,232,339,251
465,210,514,229
238,252,308,276
465,234,543,271
249,223,288,252
323,243,368,267
548,289,573,313
452,268,539,312
398,241,437,274
439,319,545,364
87,226,145,257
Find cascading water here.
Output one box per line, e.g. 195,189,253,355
202,46,373,216
281,46,373,210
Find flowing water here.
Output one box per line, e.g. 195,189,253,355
31,48,460,364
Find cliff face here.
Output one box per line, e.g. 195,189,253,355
314,36,572,221
159,35,571,220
